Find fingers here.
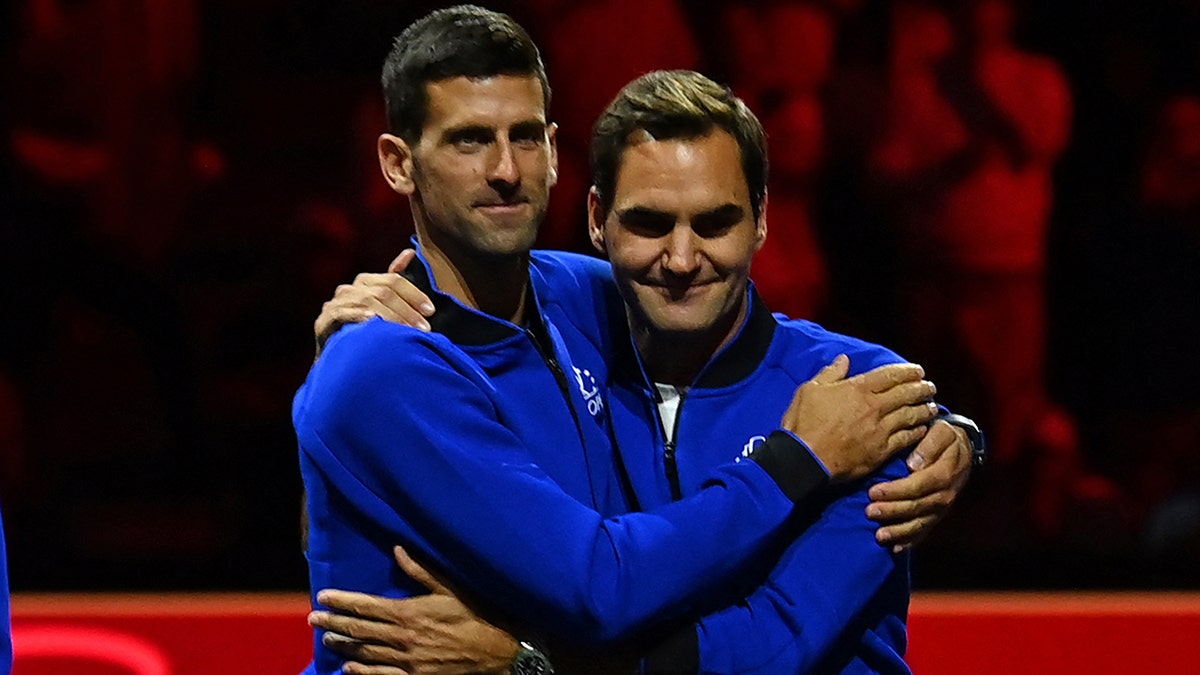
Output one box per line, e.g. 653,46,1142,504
315,589,399,622
810,353,851,384
393,281,436,322
323,633,408,671
387,249,417,274
885,423,928,456
874,514,937,553
879,401,939,439
875,379,937,414
904,420,961,471
335,274,432,331
310,610,397,644
393,545,449,595
867,478,955,519
856,362,926,393
344,662,410,675
869,466,933,503
383,250,436,321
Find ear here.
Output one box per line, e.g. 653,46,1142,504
547,122,560,188
587,186,607,255
753,191,768,253
378,133,416,195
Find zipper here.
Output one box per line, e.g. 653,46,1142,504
525,326,587,456
655,387,687,502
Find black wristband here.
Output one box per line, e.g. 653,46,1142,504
746,430,830,504
939,413,987,466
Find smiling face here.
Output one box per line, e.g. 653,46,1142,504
381,74,558,264
589,129,765,345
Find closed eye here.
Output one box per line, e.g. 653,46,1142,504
692,205,745,238
617,207,675,237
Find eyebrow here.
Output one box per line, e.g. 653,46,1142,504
616,206,672,222
509,120,548,137
441,125,494,143
696,204,746,223
615,203,745,222
441,120,547,142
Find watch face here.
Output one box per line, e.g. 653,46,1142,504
512,645,553,675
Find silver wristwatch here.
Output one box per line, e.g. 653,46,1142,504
511,640,553,675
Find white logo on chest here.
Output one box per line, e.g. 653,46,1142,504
741,435,768,459
572,366,605,418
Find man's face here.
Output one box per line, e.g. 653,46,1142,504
405,74,558,259
589,130,765,339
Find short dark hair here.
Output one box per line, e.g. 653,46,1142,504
590,70,769,221
382,5,551,144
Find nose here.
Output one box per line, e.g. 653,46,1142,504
662,226,700,277
486,138,520,190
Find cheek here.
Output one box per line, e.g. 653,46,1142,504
520,153,553,181
608,239,661,274
712,237,760,273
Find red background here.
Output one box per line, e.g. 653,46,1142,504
11,592,1200,675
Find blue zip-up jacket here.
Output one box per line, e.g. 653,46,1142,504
295,250,832,675
608,290,913,675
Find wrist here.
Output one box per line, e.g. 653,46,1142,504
509,639,554,675
939,413,987,466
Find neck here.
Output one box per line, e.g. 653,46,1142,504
631,298,749,387
416,230,530,325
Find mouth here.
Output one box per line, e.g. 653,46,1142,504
473,198,530,213
645,280,717,300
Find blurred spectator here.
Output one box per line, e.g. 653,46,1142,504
3,0,1200,592
10,0,200,266
520,0,702,252
864,0,1100,540
1082,93,1200,580
3,0,214,589
721,1,833,319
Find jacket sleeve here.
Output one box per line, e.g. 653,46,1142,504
294,322,825,643
643,456,910,674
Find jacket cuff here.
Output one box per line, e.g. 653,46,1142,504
746,430,830,505
640,624,698,675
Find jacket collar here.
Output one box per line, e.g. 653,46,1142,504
614,286,778,391
402,248,527,346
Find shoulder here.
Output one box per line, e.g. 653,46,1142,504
296,318,485,431
324,316,453,364
530,250,614,294
771,317,908,376
529,250,623,344
309,318,470,397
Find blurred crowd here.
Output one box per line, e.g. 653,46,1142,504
1,0,1199,591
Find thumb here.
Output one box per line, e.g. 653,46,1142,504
812,354,850,384
387,248,417,274
394,545,451,595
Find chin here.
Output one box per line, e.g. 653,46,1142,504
643,313,714,336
